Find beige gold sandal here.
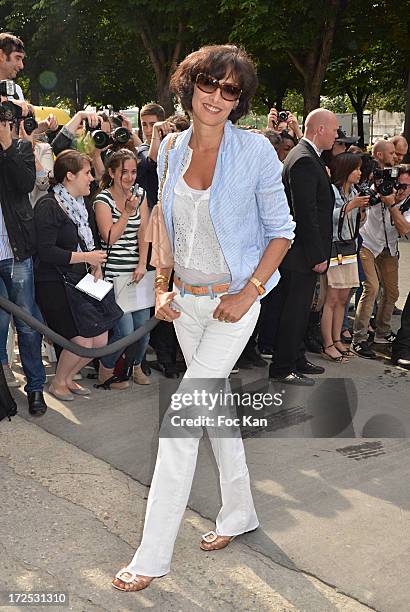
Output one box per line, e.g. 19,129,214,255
112,568,153,592
200,530,237,551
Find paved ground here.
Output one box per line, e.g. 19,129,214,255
0,240,408,611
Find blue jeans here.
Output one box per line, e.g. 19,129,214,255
0,258,46,393
100,307,151,370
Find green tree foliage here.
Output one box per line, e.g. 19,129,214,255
0,0,408,141
324,0,409,144
220,0,345,117
0,0,155,109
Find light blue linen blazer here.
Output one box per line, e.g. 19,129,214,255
157,120,295,296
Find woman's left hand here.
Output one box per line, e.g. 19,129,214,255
132,264,146,283
212,291,256,323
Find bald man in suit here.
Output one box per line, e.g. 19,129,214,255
269,109,339,385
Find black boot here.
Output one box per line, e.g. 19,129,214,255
157,362,179,379
28,391,48,416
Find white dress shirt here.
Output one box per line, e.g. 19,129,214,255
301,137,322,157
360,203,399,257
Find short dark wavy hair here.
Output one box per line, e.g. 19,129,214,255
170,44,258,124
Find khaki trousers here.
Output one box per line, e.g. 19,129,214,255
353,246,399,343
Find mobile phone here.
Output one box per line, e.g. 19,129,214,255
130,183,139,197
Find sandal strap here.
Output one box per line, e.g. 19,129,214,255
115,568,139,584
323,343,335,349
202,530,218,543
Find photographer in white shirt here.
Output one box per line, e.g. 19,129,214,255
353,165,410,357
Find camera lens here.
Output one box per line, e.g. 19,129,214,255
23,116,38,135
0,101,18,122
91,129,111,149
278,111,288,122
112,127,131,145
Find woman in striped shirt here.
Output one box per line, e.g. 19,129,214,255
94,149,150,386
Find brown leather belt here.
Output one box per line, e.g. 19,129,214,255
174,276,230,296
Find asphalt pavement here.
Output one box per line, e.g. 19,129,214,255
0,240,408,611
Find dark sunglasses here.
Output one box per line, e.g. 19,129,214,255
195,73,242,102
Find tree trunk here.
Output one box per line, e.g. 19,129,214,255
156,77,174,116
302,80,321,118
356,107,365,148
140,21,183,116
347,87,369,148
288,0,342,119
275,85,286,111
404,66,410,163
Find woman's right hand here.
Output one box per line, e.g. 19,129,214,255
85,250,107,266
267,108,278,129
349,195,370,209
124,194,139,215
155,289,181,322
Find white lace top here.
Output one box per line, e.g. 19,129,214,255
173,148,231,284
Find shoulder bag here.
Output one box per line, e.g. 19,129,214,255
57,228,123,338
329,198,360,267
145,134,178,268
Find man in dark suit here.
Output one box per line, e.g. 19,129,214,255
269,109,339,385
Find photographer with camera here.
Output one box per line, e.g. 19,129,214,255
0,33,58,138
137,103,166,210
351,141,403,357
50,110,102,157
389,169,410,368
0,97,48,415
0,33,25,101
267,107,303,141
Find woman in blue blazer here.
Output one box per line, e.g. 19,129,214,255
113,44,295,592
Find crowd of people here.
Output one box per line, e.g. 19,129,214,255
1,31,410,592
0,32,409,419
0,34,410,396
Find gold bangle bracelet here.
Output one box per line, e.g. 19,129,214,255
155,274,169,285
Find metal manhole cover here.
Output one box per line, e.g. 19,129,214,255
336,441,385,460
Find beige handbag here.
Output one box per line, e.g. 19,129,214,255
145,135,177,269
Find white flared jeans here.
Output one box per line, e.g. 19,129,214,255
127,289,260,576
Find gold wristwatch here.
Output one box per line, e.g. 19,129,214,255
249,276,266,295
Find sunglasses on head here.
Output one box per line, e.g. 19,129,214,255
194,73,242,102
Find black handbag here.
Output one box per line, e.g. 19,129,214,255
0,363,17,422
330,198,360,265
56,224,123,338
61,269,123,338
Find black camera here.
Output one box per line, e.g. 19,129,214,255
357,182,380,207
111,114,124,129
20,114,38,135
85,119,131,150
373,167,400,196
277,110,289,123
0,79,16,97
0,80,20,124
0,80,39,135
111,126,131,145
399,197,410,214
84,119,110,148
